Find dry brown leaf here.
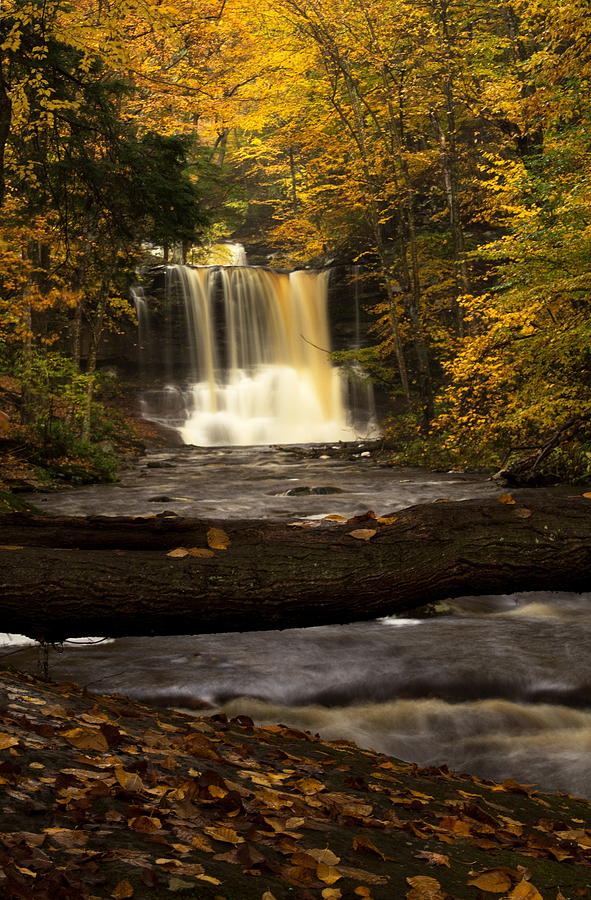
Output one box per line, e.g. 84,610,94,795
115,766,144,793
207,527,230,550
498,493,517,505
62,727,108,752
414,851,450,867
324,514,348,523
262,893,279,900
582,492,591,499
0,733,19,750
307,848,341,866
128,816,162,833
508,882,544,900
322,889,342,900
514,508,533,519
111,881,134,899
352,835,388,861
0,545,24,550
376,515,397,525
348,529,377,542
166,548,189,558
187,548,216,558
46,828,89,848
467,869,513,892
406,875,444,899
336,865,388,885
203,825,244,844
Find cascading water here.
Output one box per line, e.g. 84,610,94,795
137,258,376,446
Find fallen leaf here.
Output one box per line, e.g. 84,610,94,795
207,527,230,550
514,508,533,519
203,825,244,844
188,548,216,558
322,889,342,899
376,515,397,525
414,851,450,867
498,493,516,505
582,492,591,499
62,727,108,752
307,848,341,866
317,863,342,885
324,514,348,523
0,545,24,550
111,881,134,899
115,767,144,792
348,529,377,542
167,878,195,892
468,869,513,892
508,882,544,900
352,835,388,860
0,734,19,750
337,865,388,885
167,547,190,558
128,816,162,833
406,875,444,899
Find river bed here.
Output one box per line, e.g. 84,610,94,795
5,446,590,799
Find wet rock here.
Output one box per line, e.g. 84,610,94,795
281,485,347,496
148,495,176,503
146,461,177,469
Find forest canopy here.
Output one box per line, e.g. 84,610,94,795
1,0,590,480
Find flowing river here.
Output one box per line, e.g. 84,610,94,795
5,446,591,800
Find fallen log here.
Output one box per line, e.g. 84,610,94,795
1,491,591,641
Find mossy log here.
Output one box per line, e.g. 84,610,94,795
1,491,591,641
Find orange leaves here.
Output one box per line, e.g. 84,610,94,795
0,733,20,750
167,528,230,558
62,727,109,752
207,527,230,550
348,529,377,542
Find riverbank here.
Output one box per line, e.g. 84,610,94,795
0,666,589,900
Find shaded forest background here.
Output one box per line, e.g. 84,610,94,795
1,0,591,491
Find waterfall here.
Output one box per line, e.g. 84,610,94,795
138,261,376,446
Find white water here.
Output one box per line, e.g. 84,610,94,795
137,260,376,446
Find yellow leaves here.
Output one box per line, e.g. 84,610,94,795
293,777,326,794
114,766,144,792
406,875,445,899
207,527,230,550
467,869,513,892
167,529,230,557
203,825,244,844
317,863,342,885
0,733,20,750
62,727,108,752
166,547,215,559
498,493,516,505
348,529,377,542
508,881,544,900
111,882,134,899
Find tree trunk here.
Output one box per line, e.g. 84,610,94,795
1,493,590,642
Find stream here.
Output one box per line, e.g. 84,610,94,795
5,446,591,800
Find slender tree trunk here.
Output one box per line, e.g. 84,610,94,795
0,57,11,207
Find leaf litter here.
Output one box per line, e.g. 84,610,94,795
0,668,588,898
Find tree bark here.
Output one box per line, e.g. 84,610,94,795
1,493,591,642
